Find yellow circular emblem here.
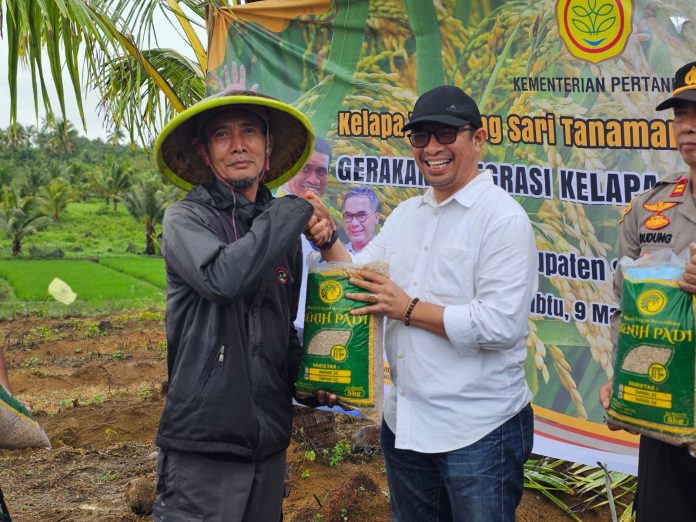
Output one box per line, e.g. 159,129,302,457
319,280,343,303
685,66,696,86
330,344,348,362
648,363,668,383
637,289,667,315
556,0,633,64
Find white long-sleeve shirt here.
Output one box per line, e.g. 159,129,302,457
353,170,537,452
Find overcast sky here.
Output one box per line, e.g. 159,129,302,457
0,6,206,141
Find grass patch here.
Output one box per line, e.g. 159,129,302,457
0,200,145,258
99,256,166,289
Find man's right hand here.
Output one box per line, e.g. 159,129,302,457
294,389,353,410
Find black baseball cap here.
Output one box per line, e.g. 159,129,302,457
656,61,696,111
403,85,483,131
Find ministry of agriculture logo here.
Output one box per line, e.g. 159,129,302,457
319,280,343,304
637,289,667,316
557,0,633,63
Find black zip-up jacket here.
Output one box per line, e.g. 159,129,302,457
156,180,313,459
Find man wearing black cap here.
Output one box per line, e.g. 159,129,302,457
308,85,537,521
152,90,336,521
600,61,696,521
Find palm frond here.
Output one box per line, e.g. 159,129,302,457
2,0,116,137
2,0,211,145
94,48,204,146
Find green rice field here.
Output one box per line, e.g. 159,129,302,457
98,256,166,289
0,259,165,315
0,201,168,315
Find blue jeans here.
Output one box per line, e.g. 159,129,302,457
380,403,534,522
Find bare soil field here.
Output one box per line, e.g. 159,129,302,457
0,314,616,521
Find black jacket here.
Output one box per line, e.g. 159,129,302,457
156,180,313,459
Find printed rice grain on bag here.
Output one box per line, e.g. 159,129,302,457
608,253,696,450
296,260,387,423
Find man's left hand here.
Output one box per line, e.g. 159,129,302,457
679,242,696,294
302,193,335,247
346,269,411,321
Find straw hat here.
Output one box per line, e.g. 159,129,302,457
154,90,315,190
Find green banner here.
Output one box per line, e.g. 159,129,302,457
209,0,695,466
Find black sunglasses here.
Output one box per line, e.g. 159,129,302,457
407,126,476,148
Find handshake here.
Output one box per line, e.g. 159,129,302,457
302,192,338,249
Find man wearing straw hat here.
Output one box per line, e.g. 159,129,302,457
600,61,696,521
152,90,337,521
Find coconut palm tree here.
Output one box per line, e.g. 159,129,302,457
0,188,49,256
6,123,37,149
106,126,126,147
44,117,80,158
91,158,133,211
1,0,208,146
20,169,50,198
123,173,178,255
0,165,16,191
37,178,75,222
5,124,39,162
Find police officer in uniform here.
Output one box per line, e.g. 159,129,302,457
600,61,696,521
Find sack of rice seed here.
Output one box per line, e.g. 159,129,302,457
607,249,696,450
295,256,387,424
0,384,51,450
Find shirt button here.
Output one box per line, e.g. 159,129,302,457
398,352,404,359
424,246,429,251
412,281,418,286
399,388,404,395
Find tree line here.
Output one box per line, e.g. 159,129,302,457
0,118,181,257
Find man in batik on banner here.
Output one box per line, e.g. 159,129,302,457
600,61,696,521
152,89,335,521
306,85,537,522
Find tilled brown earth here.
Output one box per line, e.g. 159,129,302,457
0,314,616,521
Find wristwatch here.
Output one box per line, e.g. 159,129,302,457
318,230,338,250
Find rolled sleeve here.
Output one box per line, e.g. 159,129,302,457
443,304,479,356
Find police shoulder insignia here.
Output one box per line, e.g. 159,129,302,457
619,200,633,224
670,177,688,197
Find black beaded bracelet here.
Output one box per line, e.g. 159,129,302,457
318,229,338,250
403,297,419,326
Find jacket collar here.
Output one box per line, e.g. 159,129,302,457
189,179,272,208
187,179,274,226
